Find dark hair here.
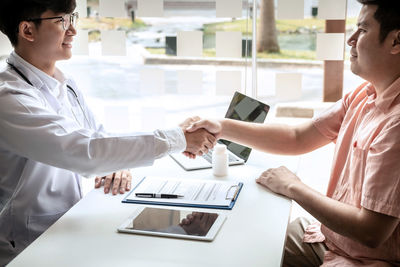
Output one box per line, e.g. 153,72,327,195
0,0,76,47
357,0,400,43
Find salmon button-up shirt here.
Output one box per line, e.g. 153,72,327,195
305,78,400,266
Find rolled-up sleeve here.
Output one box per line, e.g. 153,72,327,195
312,83,368,141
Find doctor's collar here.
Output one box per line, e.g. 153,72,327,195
8,51,45,90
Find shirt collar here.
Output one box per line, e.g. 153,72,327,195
370,77,400,113
8,51,69,96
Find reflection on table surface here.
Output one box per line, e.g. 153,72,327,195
127,207,218,236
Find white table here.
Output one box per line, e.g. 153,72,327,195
9,151,295,267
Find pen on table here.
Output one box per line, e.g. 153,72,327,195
135,193,184,199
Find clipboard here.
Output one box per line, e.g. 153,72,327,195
122,176,243,210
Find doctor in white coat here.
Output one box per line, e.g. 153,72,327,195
0,0,216,265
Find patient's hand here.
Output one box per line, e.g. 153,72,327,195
94,170,132,195
186,119,223,139
180,116,217,158
184,129,216,157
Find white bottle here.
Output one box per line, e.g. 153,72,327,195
212,144,228,177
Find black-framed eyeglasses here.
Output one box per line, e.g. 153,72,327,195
27,12,79,31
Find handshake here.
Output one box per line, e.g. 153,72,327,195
179,116,222,158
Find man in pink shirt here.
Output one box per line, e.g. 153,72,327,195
187,0,400,265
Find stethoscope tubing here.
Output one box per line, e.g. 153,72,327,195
6,60,93,129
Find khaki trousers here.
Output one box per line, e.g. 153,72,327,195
282,217,328,267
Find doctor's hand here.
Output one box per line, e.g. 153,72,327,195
179,116,201,129
94,170,132,195
180,116,217,158
184,129,217,157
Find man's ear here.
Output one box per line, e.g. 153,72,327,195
391,30,400,55
18,21,35,43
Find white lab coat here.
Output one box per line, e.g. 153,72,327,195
0,52,186,265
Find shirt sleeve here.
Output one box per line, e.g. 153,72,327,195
154,128,187,159
312,99,346,141
362,118,400,218
0,88,186,178
66,81,186,162
312,83,369,141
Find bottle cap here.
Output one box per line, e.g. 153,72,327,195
214,144,227,154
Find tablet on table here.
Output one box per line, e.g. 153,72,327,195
117,207,226,241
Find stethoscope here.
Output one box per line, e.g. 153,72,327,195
7,61,92,129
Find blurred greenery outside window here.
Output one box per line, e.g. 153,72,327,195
78,1,359,61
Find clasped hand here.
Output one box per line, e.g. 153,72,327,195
180,116,217,158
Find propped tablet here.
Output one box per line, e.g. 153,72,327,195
117,207,226,241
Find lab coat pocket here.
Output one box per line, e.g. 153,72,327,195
27,211,66,243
